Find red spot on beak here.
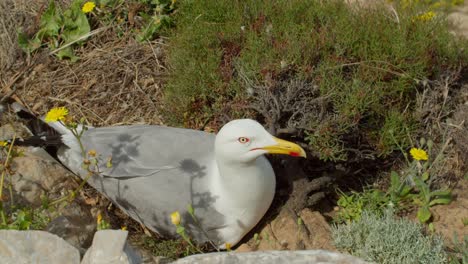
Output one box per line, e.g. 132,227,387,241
289,152,300,157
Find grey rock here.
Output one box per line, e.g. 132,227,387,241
47,214,96,255
0,124,16,140
171,250,369,264
81,230,142,264
10,148,77,205
152,256,173,264
0,230,80,264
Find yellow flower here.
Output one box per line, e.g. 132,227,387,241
88,149,97,157
121,226,127,231
0,141,7,147
410,148,428,161
45,107,69,123
170,211,181,225
82,1,96,13
414,11,436,22
97,212,103,224
225,243,232,251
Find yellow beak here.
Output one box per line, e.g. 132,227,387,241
260,137,307,158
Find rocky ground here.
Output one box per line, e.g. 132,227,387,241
0,0,467,263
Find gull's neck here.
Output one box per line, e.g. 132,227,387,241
212,156,276,216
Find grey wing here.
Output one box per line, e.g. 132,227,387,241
80,125,216,178
77,125,225,240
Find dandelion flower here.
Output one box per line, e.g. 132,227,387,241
44,107,69,123
0,141,7,147
82,1,96,13
410,148,428,161
170,211,181,225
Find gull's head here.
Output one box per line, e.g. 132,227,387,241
215,119,306,163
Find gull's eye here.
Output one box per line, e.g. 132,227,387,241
238,137,250,144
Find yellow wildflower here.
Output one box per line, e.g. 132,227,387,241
410,148,428,161
97,212,103,225
0,141,7,147
44,107,69,123
121,226,127,231
414,11,436,22
82,1,96,13
225,243,232,251
88,149,97,157
170,211,181,225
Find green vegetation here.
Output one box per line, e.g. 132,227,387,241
0,207,50,230
332,210,448,264
142,237,191,260
0,108,113,231
18,0,92,61
0,138,51,230
8,0,466,260
448,234,468,264
335,138,453,224
164,0,467,161
18,0,177,61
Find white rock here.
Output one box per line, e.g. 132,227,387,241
0,230,80,264
81,230,141,264
171,250,369,264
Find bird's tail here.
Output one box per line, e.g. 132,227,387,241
8,103,65,148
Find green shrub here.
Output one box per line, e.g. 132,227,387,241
335,139,453,224
448,234,468,264
335,188,391,223
18,0,177,61
164,0,467,160
332,210,448,264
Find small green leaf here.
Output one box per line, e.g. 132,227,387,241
430,190,451,197
56,46,79,62
38,0,62,39
62,8,91,45
428,223,434,232
417,206,432,223
421,172,429,181
390,171,400,188
106,156,113,168
429,197,452,206
297,217,303,226
419,137,426,147
187,204,195,216
427,139,433,151
176,225,185,234
17,32,41,53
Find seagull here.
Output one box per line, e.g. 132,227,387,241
22,116,306,248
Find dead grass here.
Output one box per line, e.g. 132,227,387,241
415,68,468,184
0,0,44,75
8,31,167,126
1,0,168,126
